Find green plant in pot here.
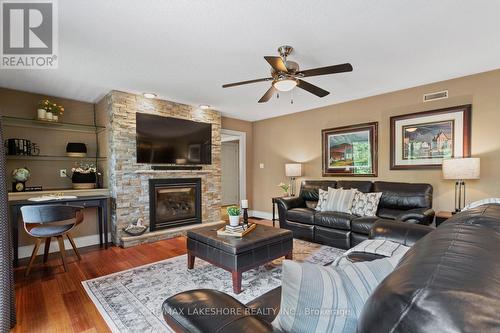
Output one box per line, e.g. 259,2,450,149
226,206,241,226
70,162,97,189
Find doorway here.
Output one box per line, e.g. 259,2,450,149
221,140,239,206
220,129,246,212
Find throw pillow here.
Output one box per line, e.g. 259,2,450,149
351,190,382,217
315,188,329,211
273,256,401,333
322,187,356,213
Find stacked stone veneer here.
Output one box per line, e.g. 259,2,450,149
99,91,221,246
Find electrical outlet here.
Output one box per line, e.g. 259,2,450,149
60,169,67,178
259,163,264,169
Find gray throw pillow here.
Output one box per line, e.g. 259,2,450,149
351,190,382,217
315,188,329,211
273,255,401,333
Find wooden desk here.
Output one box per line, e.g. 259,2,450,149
9,195,109,267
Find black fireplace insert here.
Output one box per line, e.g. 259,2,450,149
149,178,202,230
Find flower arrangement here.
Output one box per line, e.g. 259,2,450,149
38,99,65,115
277,182,290,195
71,162,97,174
226,206,241,216
70,162,98,189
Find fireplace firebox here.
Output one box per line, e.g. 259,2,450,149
149,178,202,230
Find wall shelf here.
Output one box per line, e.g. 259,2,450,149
6,155,107,162
2,116,105,133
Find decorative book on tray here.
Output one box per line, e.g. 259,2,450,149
217,223,256,237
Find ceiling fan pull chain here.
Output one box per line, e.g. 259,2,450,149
291,90,294,104
277,92,279,99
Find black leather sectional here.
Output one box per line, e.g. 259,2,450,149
162,204,500,332
276,180,435,249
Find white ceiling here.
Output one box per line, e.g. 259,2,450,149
2,0,500,121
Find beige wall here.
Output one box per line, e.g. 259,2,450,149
0,87,101,247
221,116,254,206
252,69,500,214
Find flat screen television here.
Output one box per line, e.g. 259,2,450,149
136,113,212,164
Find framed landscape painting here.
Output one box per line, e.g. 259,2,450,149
390,105,471,169
322,122,378,177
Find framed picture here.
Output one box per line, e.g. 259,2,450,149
390,105,471,169
322,122,378,177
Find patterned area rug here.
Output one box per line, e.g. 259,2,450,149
82,239,345,333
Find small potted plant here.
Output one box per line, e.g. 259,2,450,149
50,102,64,122
37,99,64,122
70,162,97,189
37,99,50,120
226,206,241,226
277,182,290,196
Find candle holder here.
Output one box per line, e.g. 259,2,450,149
243,208,249,228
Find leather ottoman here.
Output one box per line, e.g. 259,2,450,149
187,224,293,294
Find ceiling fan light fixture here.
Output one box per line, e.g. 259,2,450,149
143,92,157,99
273,78,297,92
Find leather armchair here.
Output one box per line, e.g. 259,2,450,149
274,196,305,211
370,219,434,247
395,207,435,225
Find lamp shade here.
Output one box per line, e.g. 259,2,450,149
285,163,302,177
442,158,480,180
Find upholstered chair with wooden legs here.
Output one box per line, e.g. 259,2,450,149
20,205,84,276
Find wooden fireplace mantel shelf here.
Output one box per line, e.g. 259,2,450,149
134,169,214,174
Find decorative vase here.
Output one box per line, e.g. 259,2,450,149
229,215,240,226
72,171,96,189
45,112,53,121
37,109,46,120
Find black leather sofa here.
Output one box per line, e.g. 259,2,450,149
276,180,434,249
162,204,500,332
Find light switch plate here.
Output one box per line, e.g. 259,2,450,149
259,163,264,169
60,169,67,177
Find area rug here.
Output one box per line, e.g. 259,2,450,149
82,239,345,333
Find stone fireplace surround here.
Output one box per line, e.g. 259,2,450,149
98,91,224,247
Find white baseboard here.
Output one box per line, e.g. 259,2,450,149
18,233,111,259
249,210,274,220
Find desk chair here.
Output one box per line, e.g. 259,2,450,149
20,205,84,276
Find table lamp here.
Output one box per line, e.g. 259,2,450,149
285,163,302,196
442,157,480,212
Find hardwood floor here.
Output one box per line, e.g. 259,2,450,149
12,218,272,333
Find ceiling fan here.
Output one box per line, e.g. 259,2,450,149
222,45,353,103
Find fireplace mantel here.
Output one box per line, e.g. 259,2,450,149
134,169,213,174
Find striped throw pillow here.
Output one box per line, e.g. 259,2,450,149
322,187,356,213
273,256,401,333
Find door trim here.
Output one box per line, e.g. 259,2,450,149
221,129,246,204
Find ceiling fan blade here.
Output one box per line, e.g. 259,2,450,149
222,77,272,88
297,79,329,97
264,56,288,73
297,63,353,77
258,86,277,103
